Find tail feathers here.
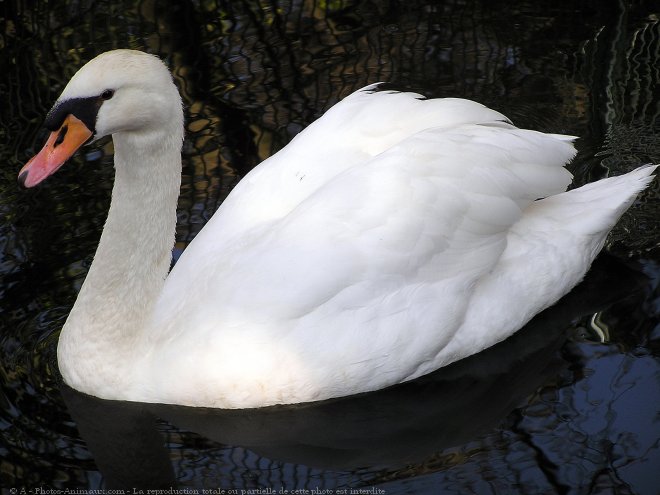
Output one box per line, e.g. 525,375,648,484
523,164,657,237
568,163,657,197
464,165,656,355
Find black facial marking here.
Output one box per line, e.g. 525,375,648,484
17,170,28,189
44,96,103,134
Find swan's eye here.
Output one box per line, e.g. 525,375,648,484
100,89,115,100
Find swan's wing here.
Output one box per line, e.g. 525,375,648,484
219,124,575,319
156,124,575,333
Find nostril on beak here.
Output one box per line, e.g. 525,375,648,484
54,125,68,148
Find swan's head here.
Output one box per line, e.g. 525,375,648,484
18,49,182,188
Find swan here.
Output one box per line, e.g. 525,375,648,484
18,49,656,408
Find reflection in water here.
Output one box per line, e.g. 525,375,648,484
1,0,659,492
59,255,650,489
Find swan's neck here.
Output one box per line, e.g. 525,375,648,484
58,127,182,395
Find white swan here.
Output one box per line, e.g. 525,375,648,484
19,50,656,408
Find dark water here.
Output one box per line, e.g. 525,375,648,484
1,1,660,493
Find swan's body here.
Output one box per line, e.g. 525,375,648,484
20,50,656,408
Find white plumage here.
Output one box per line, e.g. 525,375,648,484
21,50,656,408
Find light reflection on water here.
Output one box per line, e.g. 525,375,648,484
1,1,659,492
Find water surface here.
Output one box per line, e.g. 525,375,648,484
1,1,659,493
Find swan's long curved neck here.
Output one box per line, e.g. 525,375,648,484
58,127,182,395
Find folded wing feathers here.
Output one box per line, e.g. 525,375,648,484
168,87,580,325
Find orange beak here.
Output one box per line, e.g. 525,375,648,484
18,114,93,188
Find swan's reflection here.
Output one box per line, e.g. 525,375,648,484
61,254,647,489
